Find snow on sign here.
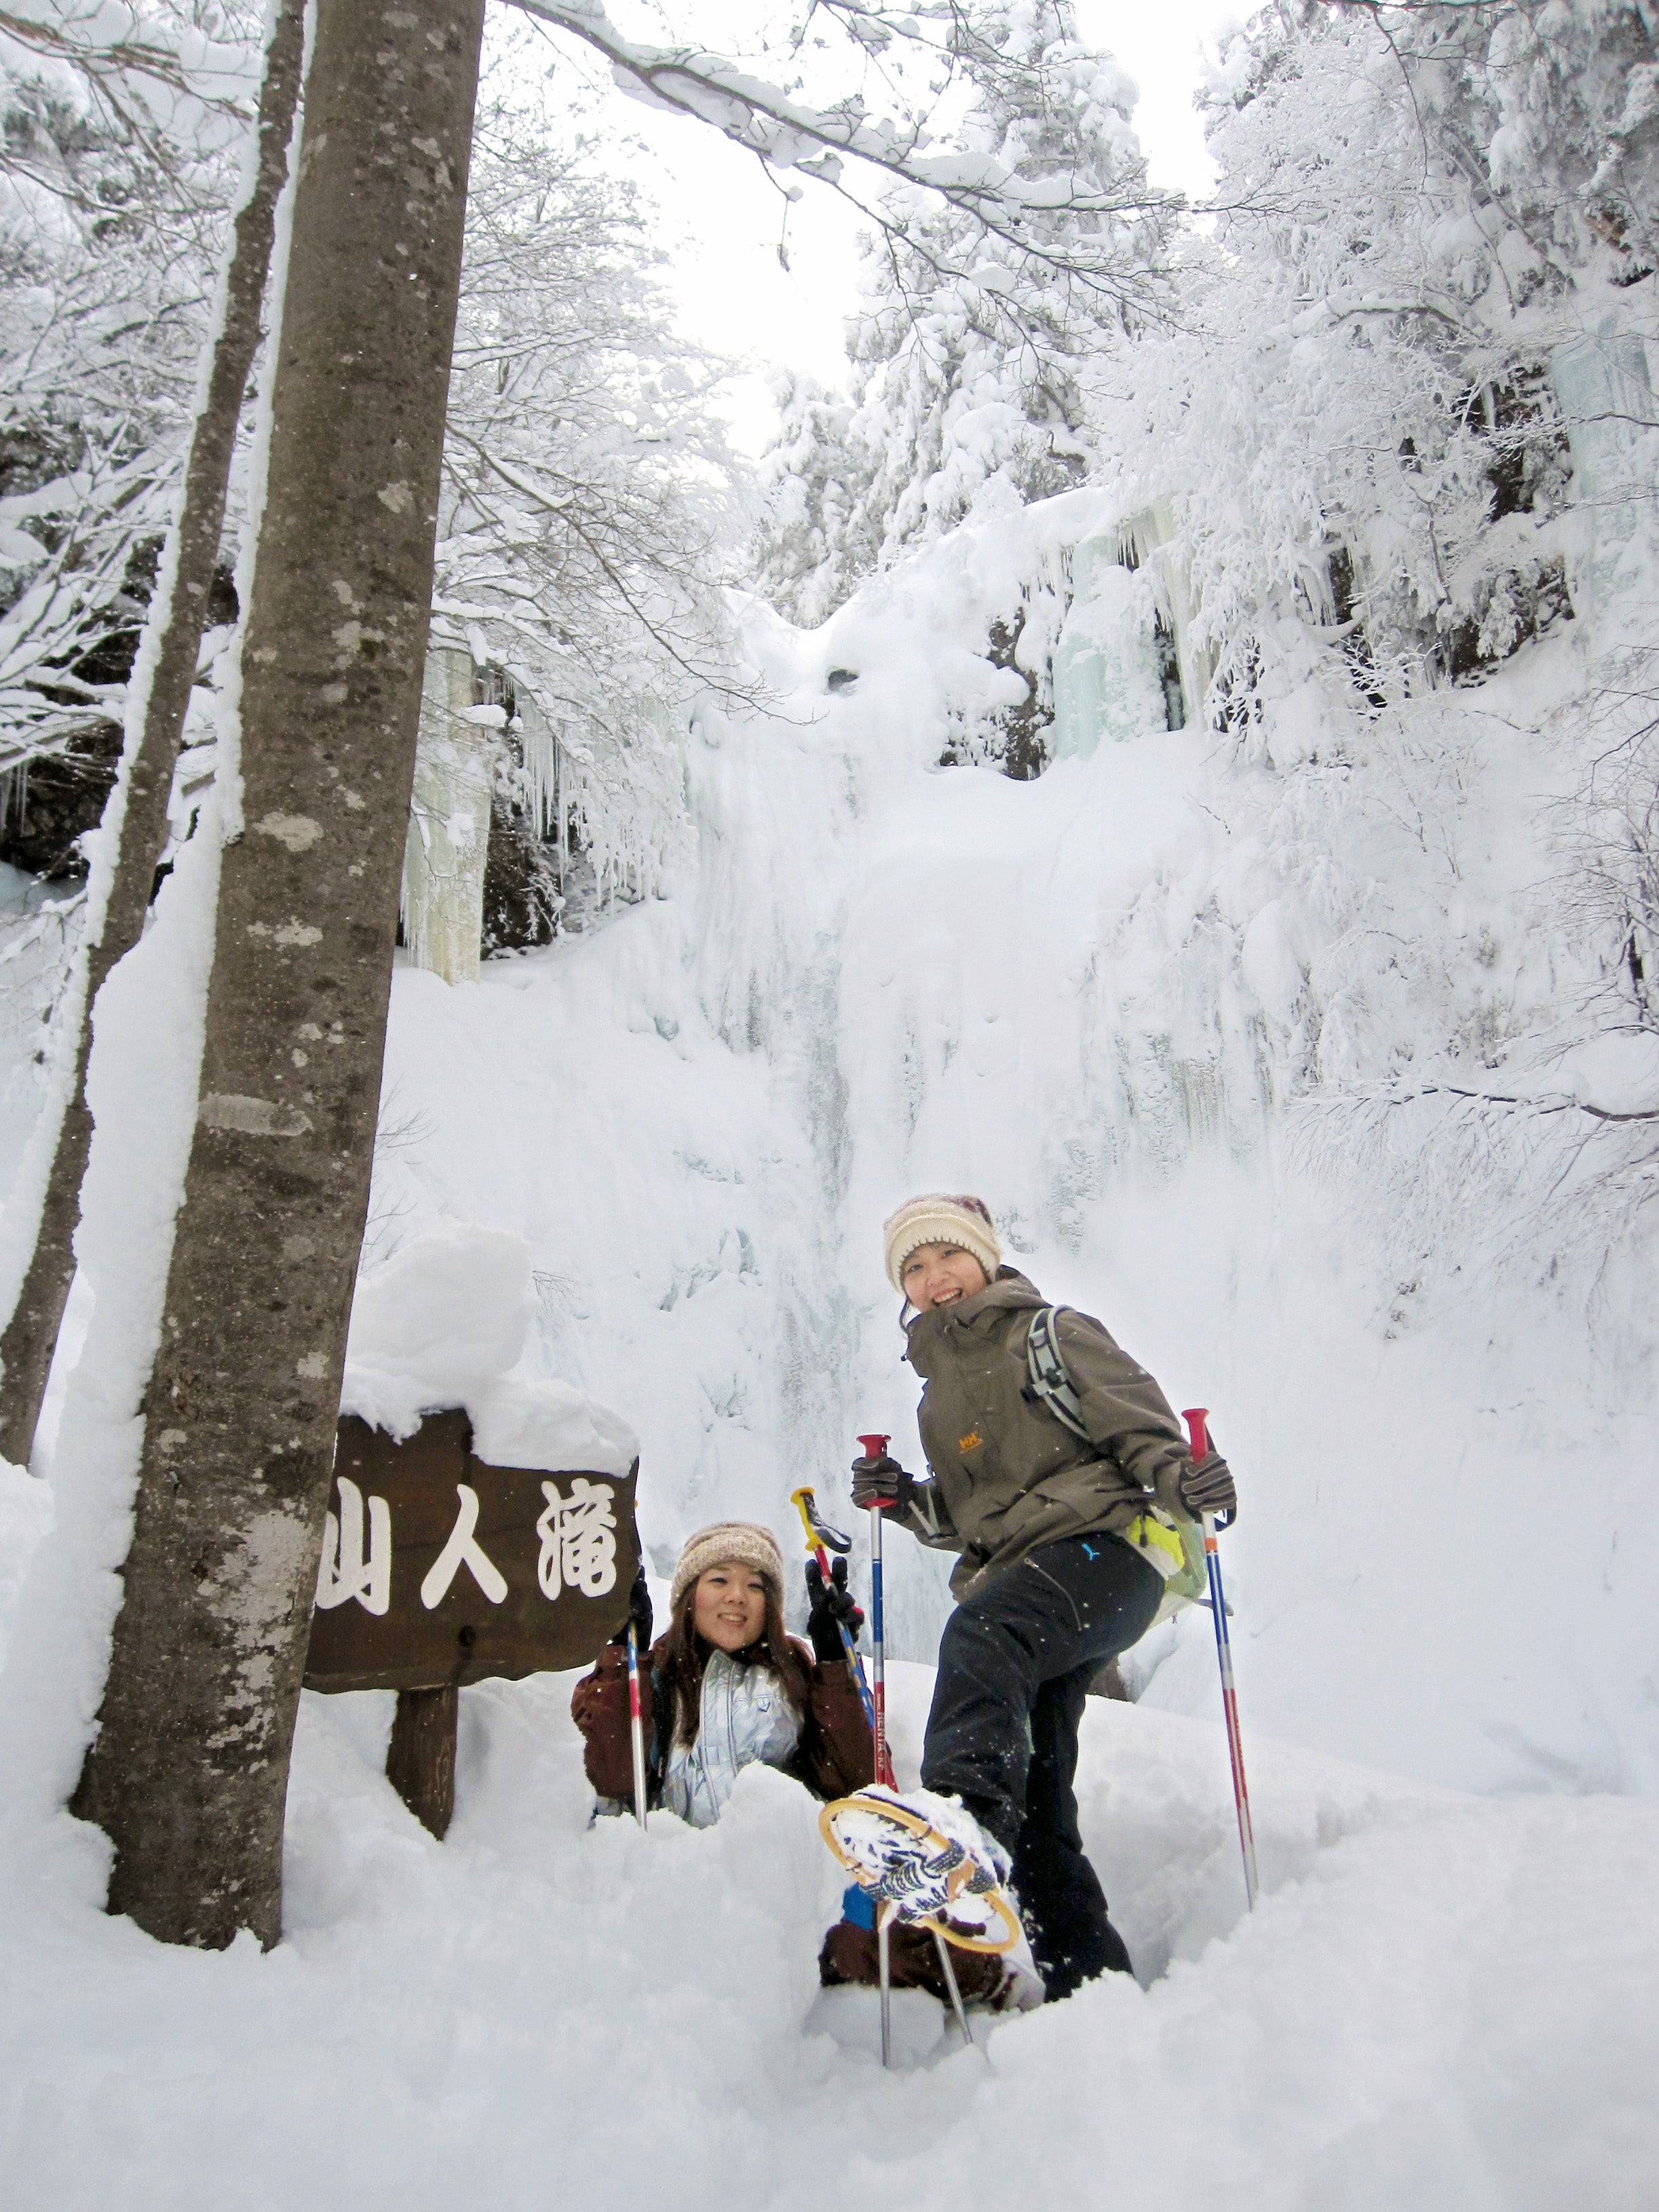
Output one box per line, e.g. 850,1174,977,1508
304,1411,639,1693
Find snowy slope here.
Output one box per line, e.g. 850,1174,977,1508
355,502,1658,1798
0,1660,1653,2211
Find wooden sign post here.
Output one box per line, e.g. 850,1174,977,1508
305,1409,638,1836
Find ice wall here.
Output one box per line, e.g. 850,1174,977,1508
1050,532,1166,755
1550,313,1658,623
401,645,496,984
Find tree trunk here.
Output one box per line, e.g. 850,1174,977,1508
0,0,307,1470
71,0,486,1951
385,1685,459,1839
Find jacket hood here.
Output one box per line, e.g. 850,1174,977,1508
904,1266,1045,1372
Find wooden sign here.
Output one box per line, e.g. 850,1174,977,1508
304,1411,639,1694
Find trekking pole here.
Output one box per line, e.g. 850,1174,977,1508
858,1429,898,2066
856,1435,898,1791
626,1618,649,1831
789,1485,880,1742
1183,1408,1258,1909
853,1439,973,2055
931,1928,972,2047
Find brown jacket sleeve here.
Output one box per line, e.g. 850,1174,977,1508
799,1648,875,1800
1056,1306,1190,1517
571,1642,655,1801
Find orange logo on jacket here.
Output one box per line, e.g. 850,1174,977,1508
958,1431,981,1453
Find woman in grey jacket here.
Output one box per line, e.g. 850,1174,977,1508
852,1193,1236,1999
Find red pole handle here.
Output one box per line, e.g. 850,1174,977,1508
857,1431,894,1510
1182,1407,1209,1459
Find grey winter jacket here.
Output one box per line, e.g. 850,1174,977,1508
896,1268,1191,1597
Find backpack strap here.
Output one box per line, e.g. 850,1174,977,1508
1023,1306,1093,1443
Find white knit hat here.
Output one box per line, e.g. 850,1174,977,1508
670,1521,787,1610
883,1193,1002,1294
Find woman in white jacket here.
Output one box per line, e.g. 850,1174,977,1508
571,1521,871,1827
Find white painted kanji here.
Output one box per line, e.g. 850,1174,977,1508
316,1475,392,1615
535,1477,618,1599
420,1483,508,1609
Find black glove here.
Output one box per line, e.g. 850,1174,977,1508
851,1450,913,1512
805,1555,865,1664
610,1560,653,1648
1179,1448,1237,1526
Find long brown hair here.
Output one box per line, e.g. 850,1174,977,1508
661,1568,810,1749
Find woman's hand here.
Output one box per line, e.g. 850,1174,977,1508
805,1555,865,1664
1180,1448,1238,1525
851,1449,913,1512
609,1561,653,1647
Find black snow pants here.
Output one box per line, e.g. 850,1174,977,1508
919,1531,1164,2000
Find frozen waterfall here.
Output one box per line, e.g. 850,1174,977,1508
400,644,497,985
1050,531,1167,755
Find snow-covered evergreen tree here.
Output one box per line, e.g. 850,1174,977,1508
847,3,1164,558
1084,0,1643,731
750,370,872,630
755,1,1172,619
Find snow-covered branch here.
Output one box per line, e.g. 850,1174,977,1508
1369,1082,1659,1126
0,4,254,189
507,0,1175,306
0,6,246,776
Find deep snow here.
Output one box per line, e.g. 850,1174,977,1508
0,1655,1653,2210
0,483,1655,2207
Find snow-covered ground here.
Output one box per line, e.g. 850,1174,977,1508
0,1658,1653,2210
1,490,1655,2205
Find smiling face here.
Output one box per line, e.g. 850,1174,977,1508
692,1561,771,1652
900,1240,991,1312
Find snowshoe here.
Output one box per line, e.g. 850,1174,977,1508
819,1911,1043,2013
818,1785,1023,1955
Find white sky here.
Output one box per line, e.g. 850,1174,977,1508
579,1,1236,455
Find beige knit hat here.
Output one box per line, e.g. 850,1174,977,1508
670,1521,787,1610
883,1192,1002,1294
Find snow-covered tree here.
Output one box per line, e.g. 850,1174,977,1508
0,8,248,773
434,45,744,902
754,2,1171,616
0,0,301,1474
1083,0,1642,736
847,3,1165,556
750,369,873,630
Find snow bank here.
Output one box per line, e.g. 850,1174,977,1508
0,811,223,1842
339,1219,636,1473
0,1662,1653,2209
0,1455,49,1674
